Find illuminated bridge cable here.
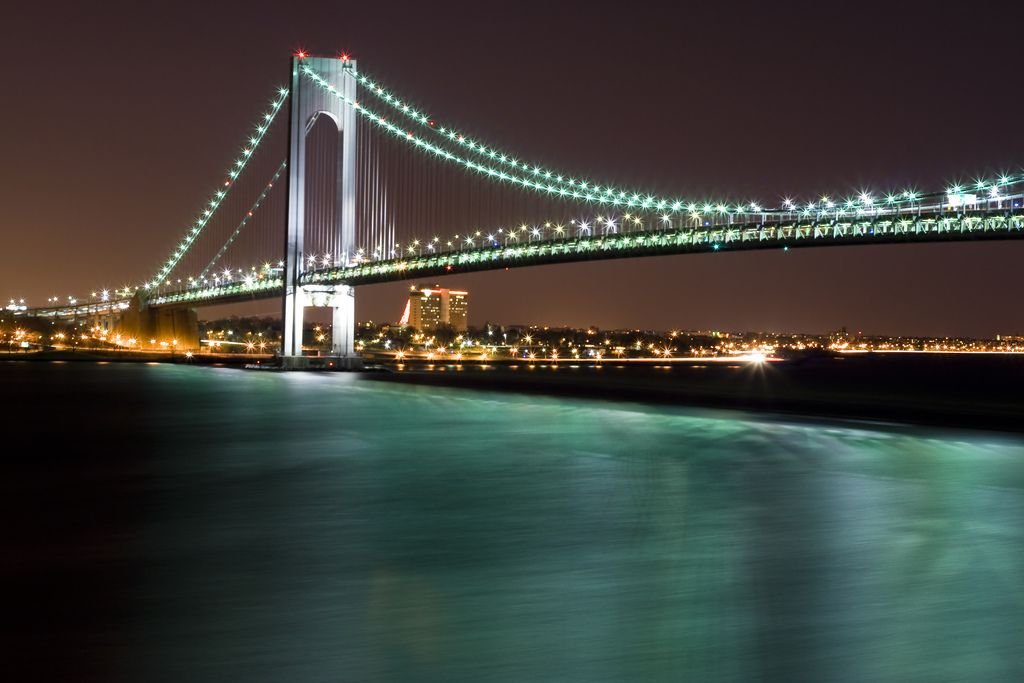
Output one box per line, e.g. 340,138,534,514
352,62,1013,214
341,63,651,205
302,65,708,214
302,65,812,216
197,161,287,281
317,61,1022,216
149,87,289,287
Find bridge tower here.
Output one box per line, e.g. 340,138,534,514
282,56,360,369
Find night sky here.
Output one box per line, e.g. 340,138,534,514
3,0,1024,336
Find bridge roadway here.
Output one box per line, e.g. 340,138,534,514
19,206,1024,315
160,205,1024,306
304,208,1024,288
15,298,132,320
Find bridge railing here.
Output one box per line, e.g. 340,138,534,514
58,197,1023,311
300,205,1023,287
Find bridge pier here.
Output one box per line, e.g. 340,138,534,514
330,285,356,357
280,284,362,371
281,55,361,371
120,292,199,350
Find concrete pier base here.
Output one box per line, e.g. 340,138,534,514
120,293,199,350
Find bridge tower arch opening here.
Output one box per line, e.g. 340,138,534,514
282,56,359,368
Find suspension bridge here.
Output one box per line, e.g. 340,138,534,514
10,54,1024,367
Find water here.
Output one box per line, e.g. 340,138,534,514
4,362,1024,681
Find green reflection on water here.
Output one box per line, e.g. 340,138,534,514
9,363,1024,682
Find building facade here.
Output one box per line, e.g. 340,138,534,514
401,285,469,332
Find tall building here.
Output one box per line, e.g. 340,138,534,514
400,284,469,332
447,289,468,332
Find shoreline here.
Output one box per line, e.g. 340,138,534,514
0,350,274,366
361,356,1024,435
7,350,1024,434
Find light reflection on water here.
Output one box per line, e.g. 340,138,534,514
5,362,1024,682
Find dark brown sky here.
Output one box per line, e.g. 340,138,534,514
3,0,1024,336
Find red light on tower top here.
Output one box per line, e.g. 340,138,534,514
339,52,351,62
295,49,309,60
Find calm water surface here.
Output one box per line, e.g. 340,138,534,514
4,362,1024,681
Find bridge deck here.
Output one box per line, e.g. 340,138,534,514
28,208,1020,314
303,209,1024,287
